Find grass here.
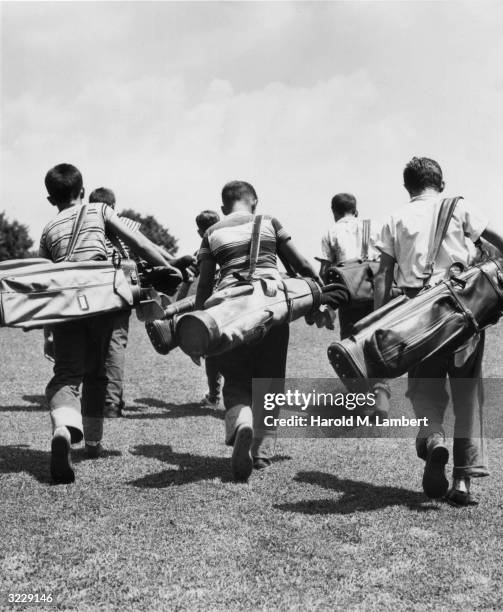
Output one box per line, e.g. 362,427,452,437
1,318,503,610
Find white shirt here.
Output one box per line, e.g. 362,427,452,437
321,217,377,264
375,192,488,288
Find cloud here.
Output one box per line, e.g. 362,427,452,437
2,2,503,260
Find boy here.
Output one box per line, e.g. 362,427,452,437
321,193,390,416
40,164,181,484
374,156,503,505
89,187,135,420
195,181,322,481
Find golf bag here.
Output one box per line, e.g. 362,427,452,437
328,257,503,384
0,204,183,330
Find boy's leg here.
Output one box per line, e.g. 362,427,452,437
447,333,488,505
251,322,290,466
82,314,115,454
103,310,131,418
407,356,450,498
203,356,222,405
46,320,88,483
215,346,254,481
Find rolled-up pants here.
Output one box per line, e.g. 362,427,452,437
407,332,488,479
46,312,116,444
215,323,290,459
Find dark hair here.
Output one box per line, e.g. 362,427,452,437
403,157,443,193
196,210,220,233
221,181,257,209
44,164,83,203
89,187,116,209
331,193,357,216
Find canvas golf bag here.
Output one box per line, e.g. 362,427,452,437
328,198,503,385
0,204,182,330
174,215,335,358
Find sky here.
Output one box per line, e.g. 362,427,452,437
1,1,503,258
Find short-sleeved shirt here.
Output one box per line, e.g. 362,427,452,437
39,202,117,263
374,193,488,288
197,211,291,288
321,217,378,264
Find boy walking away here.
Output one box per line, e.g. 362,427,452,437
89,187,134,420
374,157,503,506
40,164,181,484
321,193,390,417
194,210,222,408
195,181,322,482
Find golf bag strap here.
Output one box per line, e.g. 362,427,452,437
361,219,371,261
64,204,88,262
247,214,263,280
423,196,462,286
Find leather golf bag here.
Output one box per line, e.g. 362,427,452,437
328,257,503,384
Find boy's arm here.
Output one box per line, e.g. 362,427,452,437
195,259,217,309
374,253,396,310
106,216,175,268
277,240,323,285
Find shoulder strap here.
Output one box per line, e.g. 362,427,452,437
423,196,462,286
360,219,371,261
247,215,263,280
64,204,88,262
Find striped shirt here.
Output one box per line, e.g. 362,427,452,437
39,203,117,263
197,212,291,287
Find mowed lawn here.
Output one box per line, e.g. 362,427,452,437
1,316,503,611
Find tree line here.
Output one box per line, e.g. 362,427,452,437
0,210,178,261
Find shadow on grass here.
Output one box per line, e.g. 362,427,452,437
0,444,121,484
129,443,291,487
127,398,224,420
0,394,47,412
274,471,440,515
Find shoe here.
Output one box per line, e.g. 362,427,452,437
104,405,123,418
200,394,220,408
231,424,253,482
253,457,272,470
422,441,449,499
50,428,74,484
85,442,103,459
445,488,479,507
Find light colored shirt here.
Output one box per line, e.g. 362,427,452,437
197,211,291,288
39,203,117,263
321,217,377,264
375,192,488,288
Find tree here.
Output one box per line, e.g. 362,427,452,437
0,212,34,261
120,208,178,255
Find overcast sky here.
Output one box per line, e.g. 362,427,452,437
1,1,503,257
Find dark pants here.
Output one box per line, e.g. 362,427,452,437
215,323,290,457
408,333,488,479
104,310,131,410
46,313,116,444
205,356,222,401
